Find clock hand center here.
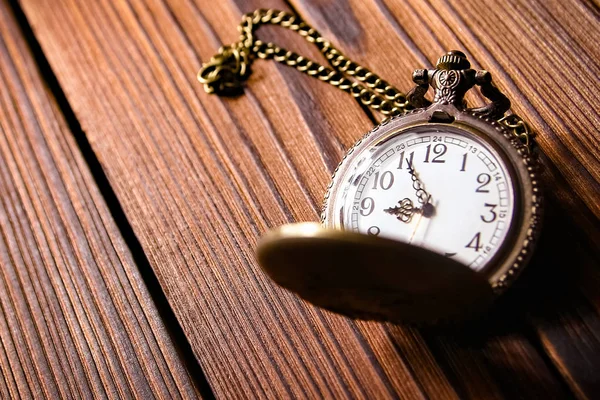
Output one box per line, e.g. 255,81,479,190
421,202,435,218
383,161,437,223
408,199,439,247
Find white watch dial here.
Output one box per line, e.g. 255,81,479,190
331,125,516,271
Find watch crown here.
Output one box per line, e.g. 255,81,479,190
436,51,471,70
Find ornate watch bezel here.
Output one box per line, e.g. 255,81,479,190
321,103,542,292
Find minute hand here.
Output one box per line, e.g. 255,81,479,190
407,161,435,218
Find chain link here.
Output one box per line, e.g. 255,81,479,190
198,9,533,148
198,9,409,116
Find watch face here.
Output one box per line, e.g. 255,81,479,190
325,123,519,273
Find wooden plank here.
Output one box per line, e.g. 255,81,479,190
291,0,600,237
289,0,600,398
17,0,433,398
0,2,200,398
17,0,594,398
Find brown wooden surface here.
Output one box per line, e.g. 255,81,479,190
2,0,598,398
0,2,199,398
290,1,600,398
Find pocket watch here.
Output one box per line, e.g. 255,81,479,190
198,10,543,323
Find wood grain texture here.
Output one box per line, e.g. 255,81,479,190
17,0,599,398
0,2,200,398
291,0,600,239
286,0,600,398
19,0,429,398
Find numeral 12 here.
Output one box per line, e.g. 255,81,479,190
423,144,447,163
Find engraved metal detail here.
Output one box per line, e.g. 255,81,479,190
407,51,511,120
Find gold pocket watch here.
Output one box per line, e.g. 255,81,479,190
199,10,542,323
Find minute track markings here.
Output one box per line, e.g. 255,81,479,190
345,128,514,271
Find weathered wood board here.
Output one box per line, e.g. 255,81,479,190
0,1,200,398
10,0,600,398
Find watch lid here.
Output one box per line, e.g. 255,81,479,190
257,222,494,324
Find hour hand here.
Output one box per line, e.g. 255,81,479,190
384,198,415,223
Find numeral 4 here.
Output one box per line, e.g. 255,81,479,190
466,232,483,252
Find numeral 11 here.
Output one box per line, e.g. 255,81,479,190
397,151,414,169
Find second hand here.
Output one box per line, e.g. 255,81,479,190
409,199,439,246
408,213,424,244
